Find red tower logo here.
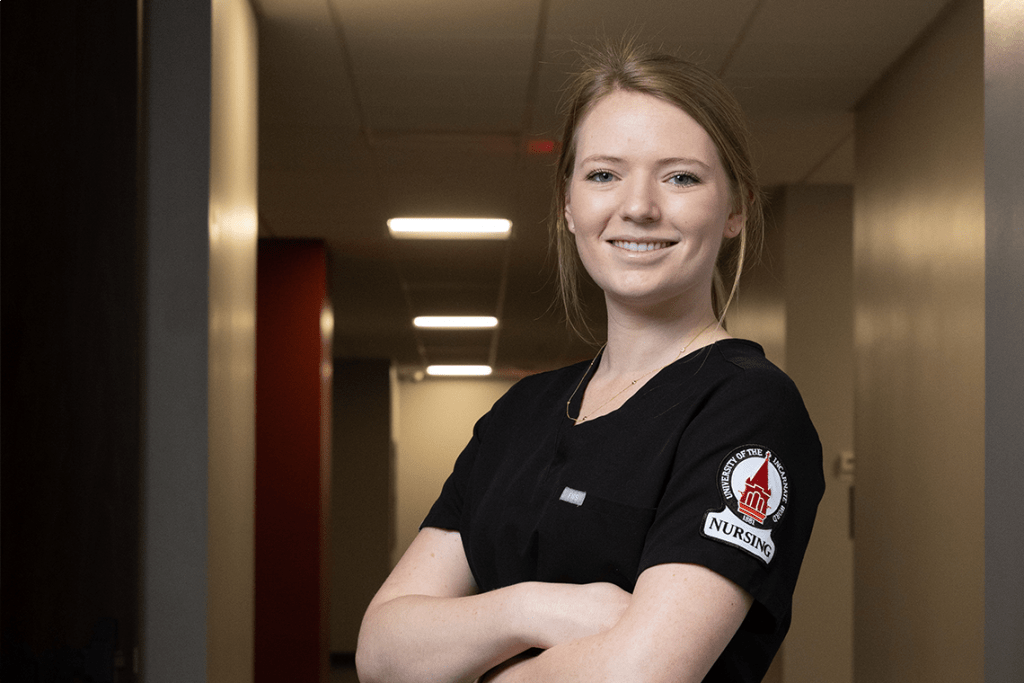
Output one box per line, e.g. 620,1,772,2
703,445,790,565
737,453,773,523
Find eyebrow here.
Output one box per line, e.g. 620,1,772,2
579,154,712,170
660,156,712,170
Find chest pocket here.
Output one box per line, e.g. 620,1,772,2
536,490,656,591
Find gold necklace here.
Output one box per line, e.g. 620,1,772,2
566,319,718,425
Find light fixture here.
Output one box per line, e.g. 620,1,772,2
387,218,511,240
426,365,493,377
414,316,498,329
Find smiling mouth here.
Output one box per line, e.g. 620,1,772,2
610,240,675,252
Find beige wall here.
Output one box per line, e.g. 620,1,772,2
727,190,787,369
780,185,855,683
208,0,259,680
853,1,985,680
394,377,516,566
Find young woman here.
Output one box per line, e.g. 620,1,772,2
356,44,824,683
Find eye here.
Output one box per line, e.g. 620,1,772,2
584,170,616,183
668,172,701,187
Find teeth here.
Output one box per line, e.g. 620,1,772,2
612,240,672,252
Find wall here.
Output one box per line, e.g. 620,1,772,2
1,2,142,677
330,360,394,653
208,0,259,681
726,191,787,369
853,2,985,680
140,1,213,680
3,3,241,680
255,239,332,683
984,0,1024,680
394,377,516,566
780,186,854,683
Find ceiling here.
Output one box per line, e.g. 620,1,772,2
252,0,952,377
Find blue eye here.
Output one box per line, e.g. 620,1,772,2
670,173,700,186
585,170,616,183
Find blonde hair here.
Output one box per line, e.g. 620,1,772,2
552,42,764,339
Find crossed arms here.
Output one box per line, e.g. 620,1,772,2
356,527,752,683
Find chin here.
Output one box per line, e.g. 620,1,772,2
605,290,684,312
602,279,710,313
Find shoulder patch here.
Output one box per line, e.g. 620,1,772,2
702,445,789,564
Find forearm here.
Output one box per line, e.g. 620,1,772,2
484,564,752,683
482,630,638,683
484,626,714,683
356,585,534,683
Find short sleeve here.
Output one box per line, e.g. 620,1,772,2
637,358,824,631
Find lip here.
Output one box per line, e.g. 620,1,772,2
608,239,677,253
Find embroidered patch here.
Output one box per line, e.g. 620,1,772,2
559,486,587,506
702,445,789,564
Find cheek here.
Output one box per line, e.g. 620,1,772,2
695,191,741,237
670,198,728,236
564,190,613,235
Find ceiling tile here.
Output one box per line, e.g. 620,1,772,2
258,15,362,129
725,0,954,108
338,0,542,132
330,0,543,38
747,110,855,186
356,70,532,131
545,0,758,64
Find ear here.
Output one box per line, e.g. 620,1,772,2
564,198,576,234
724,189,748,239
724,208,745,239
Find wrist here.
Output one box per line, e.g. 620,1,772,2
505,581,546,650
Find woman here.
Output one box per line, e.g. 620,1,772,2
356,43,824,683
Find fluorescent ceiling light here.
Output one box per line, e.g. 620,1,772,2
414,316,498,329
426,365,493,377
387,218,511,240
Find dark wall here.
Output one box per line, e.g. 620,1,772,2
1,2,141,681
255,239,331,683
330,359,393,653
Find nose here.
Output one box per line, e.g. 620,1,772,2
620,177,660,224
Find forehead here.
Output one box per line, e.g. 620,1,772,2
574,90,720,164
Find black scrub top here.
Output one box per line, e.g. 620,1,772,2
423,339,825,682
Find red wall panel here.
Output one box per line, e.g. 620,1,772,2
255,239,331,683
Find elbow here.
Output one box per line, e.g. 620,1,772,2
355,613,388,683
354,638,372,682
355,638,393,683
354,645,381,683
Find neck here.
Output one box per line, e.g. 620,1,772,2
599,300,725,378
